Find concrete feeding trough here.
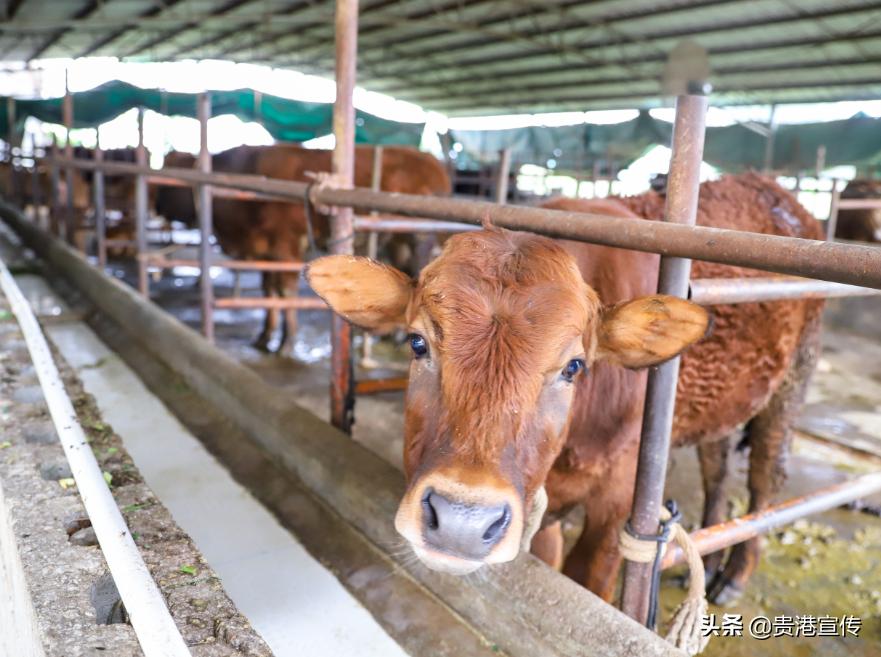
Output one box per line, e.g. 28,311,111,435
1,199,685,657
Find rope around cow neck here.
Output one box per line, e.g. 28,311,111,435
619,502,710,656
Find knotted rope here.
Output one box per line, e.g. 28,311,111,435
619,501,710,656
302,171,354,260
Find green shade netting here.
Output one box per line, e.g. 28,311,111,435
449,111,881,173
0,80,424,147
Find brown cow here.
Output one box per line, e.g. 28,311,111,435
307,173,822,605
834,179,881,242
155,144,451,353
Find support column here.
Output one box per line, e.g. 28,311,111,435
94,128,106,269
329,0,359,433
30,134,40,222
361,144,383,368
495,147,512,204
620,94,708,626
197,93,214,341
7,97,17,204
62,76,74,244
135,108,149,296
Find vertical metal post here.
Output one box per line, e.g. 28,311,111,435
7,97,18,205
135,108,149,296
63,77,74,244
93,129,106,269
30,135,40,222
763,104,777,173
49,138,60,235
620,94,708,625
330,0,358,433
197,93,214,341
495,147,512,204
827,182,840,242
361,145,383,367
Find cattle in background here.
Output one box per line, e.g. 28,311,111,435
308,173,822,605
154,144,451,354
834,179,881,242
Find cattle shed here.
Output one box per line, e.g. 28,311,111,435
1,2,881,657
2,0,881,115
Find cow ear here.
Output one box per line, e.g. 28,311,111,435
306,255,414,332
596,295,710,369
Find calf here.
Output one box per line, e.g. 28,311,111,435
308,173,823,604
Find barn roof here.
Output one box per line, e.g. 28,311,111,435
1,0,880,116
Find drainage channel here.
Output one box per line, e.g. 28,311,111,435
12,270,409,657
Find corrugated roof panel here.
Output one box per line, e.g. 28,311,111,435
0,0,878,114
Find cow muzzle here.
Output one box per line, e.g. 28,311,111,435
395,469,546,574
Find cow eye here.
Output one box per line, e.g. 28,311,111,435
561,358,586,382
408,333,428,358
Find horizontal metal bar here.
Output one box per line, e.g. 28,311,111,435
837,199,881,210
662,472,881,569
49,156,881,289
354,377,409,395
689,276,881,305
214,297,328,310
140,256,306,272
148,175,289,203
353,216,479,233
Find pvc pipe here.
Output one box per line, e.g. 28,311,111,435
0,258,191,657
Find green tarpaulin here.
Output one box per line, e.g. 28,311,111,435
0,80,425,147
450,111,881,174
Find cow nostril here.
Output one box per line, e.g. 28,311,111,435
422,489,439,531
482,505,511,545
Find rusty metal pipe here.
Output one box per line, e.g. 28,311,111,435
140,257,305,272
197,92,214,342
662,472,881,570
46,156,881,290
214,297,327,310
354,377,408,395
353,216,479,233
135,131,149,297
93,145,106,269
690,276,881,305
329,0,359,434
621,94,708,626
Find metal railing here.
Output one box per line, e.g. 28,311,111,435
5,86,881,633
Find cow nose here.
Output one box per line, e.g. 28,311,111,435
422,490,511,560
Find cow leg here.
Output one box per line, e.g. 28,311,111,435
253,272,277,352
697,435,730,579
277,272,300,356
709,310,821,605
530,521,564,571
563,510,627,602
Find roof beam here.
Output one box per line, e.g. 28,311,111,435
77,0,188,58
431,77,881,114
122,0,260,59
361,2,881,81
394,55,881,105
28,0,100,61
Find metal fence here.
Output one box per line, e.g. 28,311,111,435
3,0,881,633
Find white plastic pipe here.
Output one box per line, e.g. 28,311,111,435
0,258,191,657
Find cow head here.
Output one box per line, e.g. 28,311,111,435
307,227,708,575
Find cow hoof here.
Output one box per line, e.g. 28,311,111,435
707,574,745,606
252,337,272,352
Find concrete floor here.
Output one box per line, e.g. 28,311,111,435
13,272,408,657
